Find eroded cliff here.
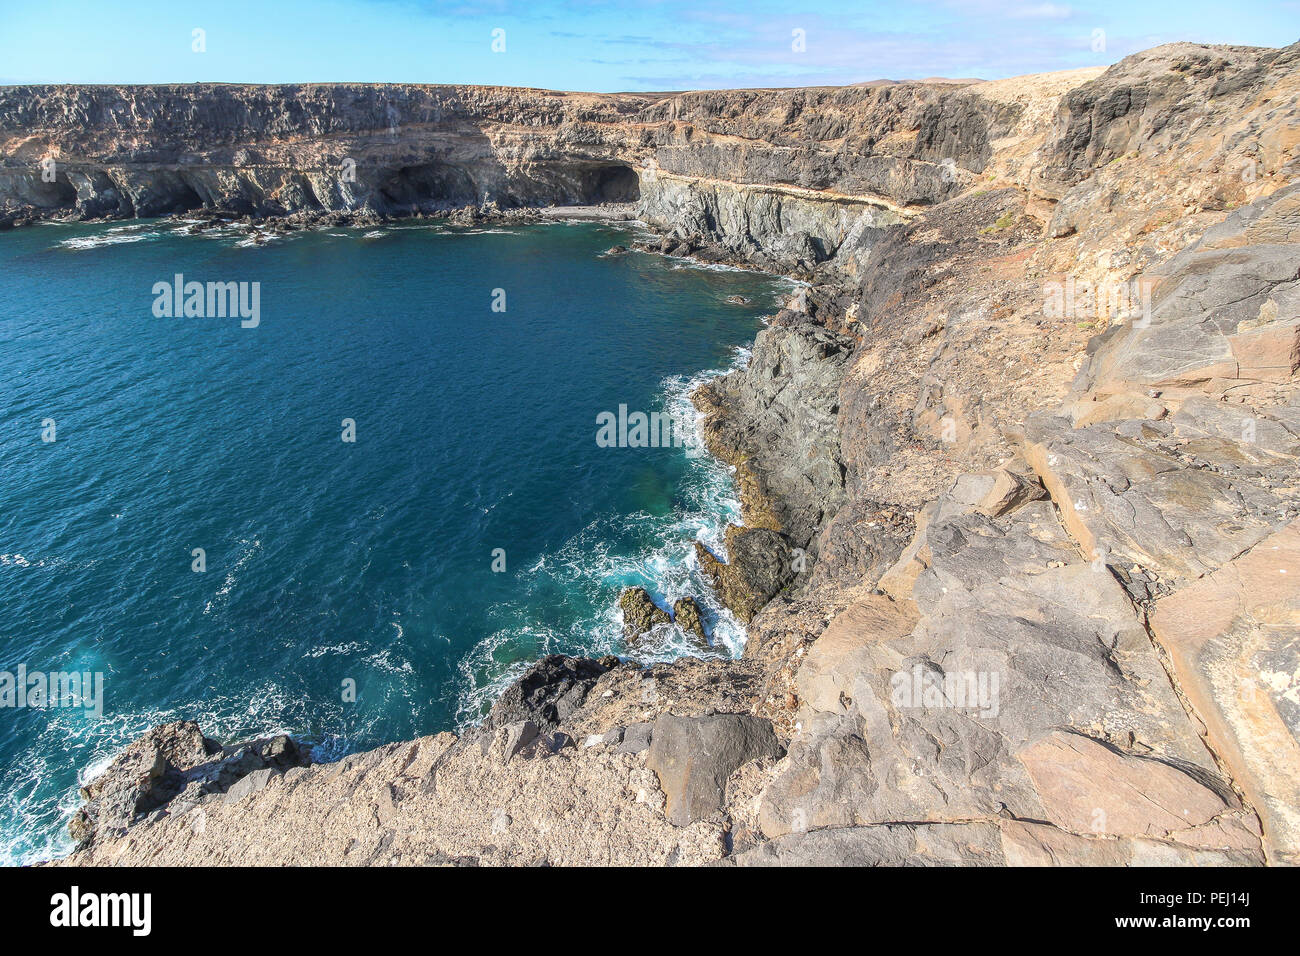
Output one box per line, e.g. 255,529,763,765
16,40,1300,866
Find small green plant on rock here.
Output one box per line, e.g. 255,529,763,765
981,211,1017,234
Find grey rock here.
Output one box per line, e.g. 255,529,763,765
503,720,539,761
696,316,855,548
616,722,653,755
760,493,1248,856
729,822,1005,867
646,714,782,826
1025,412,1292,590
542,732,574,754
1073,182,1300,398
69,720,219,843
68,720,312,847
224,767,277,803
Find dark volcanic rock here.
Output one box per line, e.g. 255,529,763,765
696,313,855,550
808,498,915,591
69,721,217,843
486,654,610,733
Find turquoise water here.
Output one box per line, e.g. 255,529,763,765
0,217,786,865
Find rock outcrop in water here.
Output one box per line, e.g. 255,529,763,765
20,40,1300,866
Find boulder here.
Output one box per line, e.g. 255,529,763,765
69,721,312,846
223,767,278,804
503,720,540,761
945,468,1047,517
487,655,609,733
646,714,782,826
672,596,708,643
619,587,671,640
70,720,219,842
617,722,654,755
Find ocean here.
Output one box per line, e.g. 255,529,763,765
0,216,788,865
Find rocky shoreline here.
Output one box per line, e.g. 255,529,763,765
14,40,1300,865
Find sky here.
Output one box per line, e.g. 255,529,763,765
1,0,1297,90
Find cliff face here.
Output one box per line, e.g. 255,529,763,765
0,78,1012,272
0,84,650,216
16,41,1300,867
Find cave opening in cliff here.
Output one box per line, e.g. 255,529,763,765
134,180,206,217
32,174,77,209
378,162,480,212
579,163,640,204
168,182,206,215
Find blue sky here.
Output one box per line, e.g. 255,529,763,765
1,0,1297,89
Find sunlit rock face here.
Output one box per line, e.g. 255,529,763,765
0,79,1011,271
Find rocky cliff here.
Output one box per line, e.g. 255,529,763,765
0,74,1014,272
16,40,1300,866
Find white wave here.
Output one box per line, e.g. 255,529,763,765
667,258,760,275
452,344,759,724
365,650,414,675
453,622,560,728
57,231,159,250
1,677,371,867
202,537,261,615
303,641,365,659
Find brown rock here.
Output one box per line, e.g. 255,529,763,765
1017,731,1235,840
796,595,920,715
1228,319,1300,382
694,526,794,624
672,596,708,644
1149,519,1300,865
619,587,670,640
